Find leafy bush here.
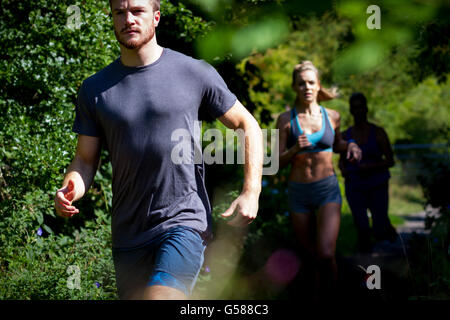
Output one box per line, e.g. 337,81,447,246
404,155,450,300
0,0,210,299
1,0,448,300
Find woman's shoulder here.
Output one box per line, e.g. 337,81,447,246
323,107,341,128
276,110,292,128
323,107,340,120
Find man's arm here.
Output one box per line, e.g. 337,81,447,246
376,127,395,168
54,134,101,218
217,100,263,227
338,152,349,178
329,109,362,162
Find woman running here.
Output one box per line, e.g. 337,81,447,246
276,61,361,300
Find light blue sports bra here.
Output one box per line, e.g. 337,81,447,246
287,106,335,154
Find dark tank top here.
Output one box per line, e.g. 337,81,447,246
344,124,390,188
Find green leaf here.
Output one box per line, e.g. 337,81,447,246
43,224,53,234
36,212,44,225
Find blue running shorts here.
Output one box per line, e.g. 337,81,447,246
288,174,342,214
112,226,206,299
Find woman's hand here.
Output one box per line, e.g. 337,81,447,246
295,133,313,152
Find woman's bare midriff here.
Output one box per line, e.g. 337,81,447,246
289,151,335,183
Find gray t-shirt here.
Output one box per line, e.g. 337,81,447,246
73,48,237,249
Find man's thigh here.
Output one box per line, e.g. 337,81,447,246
149,226,206,298
113,226,206,300
345,182,370,228
112,244,156,300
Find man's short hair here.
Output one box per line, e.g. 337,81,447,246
349,92,367,108
109,0,161,12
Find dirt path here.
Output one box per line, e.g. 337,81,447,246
335,210,433,301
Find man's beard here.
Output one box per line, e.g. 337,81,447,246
115,25,155,50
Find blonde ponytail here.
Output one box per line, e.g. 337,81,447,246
318,86,339,102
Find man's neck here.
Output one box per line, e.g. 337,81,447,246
120,37,163,67
354,119,369,129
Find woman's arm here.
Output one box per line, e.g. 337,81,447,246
276,112,311,168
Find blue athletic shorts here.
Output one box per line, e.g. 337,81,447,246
112,226,206,299
288,174,342,213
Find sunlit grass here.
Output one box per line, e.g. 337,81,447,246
389,177,425,216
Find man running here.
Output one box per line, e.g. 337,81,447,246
54,0,263,300
339,92,397,253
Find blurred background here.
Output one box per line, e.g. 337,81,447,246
0,0,448,300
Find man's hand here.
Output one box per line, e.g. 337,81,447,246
347,142,362,163
217,100,262,227
54,179,79,218
221,191,259,227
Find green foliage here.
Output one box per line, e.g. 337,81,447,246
0,0,448,300
0,0,211,299
399,133,449,300
417,156,450,275
158,0,213,53
0,0,117,298
193,0,293,62
418,158,450,211
237,14,351,127
407,224,450,299
338,51,450,144
414,19,450,84
394,77,450,144
333,0,441,78
0,210,116,300
190,0,446,80
237,12,449,148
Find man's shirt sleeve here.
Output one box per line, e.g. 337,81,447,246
200,62,237,119
72,80,101,137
